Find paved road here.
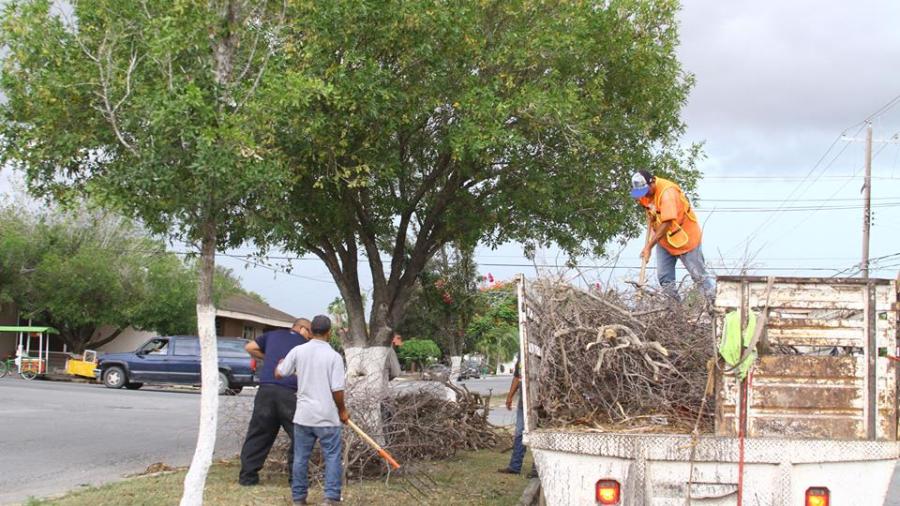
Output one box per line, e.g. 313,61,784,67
3,376,898,505
0,377,252,505
454,375,511,397
456,375,517,426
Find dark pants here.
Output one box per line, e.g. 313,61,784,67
239,384,297,484
508,395,526,472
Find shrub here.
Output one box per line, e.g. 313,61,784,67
396,339,442,369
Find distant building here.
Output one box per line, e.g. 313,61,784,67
215,292,296,340
0,294,295,357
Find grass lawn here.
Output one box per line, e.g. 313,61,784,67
32,448,532,506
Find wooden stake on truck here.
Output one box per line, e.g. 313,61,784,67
517,275,900,506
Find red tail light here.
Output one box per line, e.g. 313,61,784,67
596,479,620,505
250,358,257,372
805,487,829,506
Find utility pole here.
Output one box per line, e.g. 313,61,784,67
861,123,873,279
842,125,899,278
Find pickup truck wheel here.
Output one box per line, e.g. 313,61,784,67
103,366,127,389
217,371,229,395
124,382,143,390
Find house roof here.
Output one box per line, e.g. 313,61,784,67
216,293,296,328
0,326,58,334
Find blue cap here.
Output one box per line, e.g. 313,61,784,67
630,172,650,198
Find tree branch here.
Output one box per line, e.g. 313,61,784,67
387,151,454,292
91,36,139,156
85,327,124,350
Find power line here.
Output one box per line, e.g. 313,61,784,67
695,202,900,213
714,91,900,259
722,122,865,257
167,250,900,282
701,197,898,203
219,253,336,285
759,134,897,249
702,175,900,181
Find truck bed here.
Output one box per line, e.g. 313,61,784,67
527,429,899,505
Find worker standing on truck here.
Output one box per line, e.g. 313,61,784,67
630,170,715,303
238,318,311,486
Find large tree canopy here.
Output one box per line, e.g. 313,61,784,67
259,0,699,350
0,0,292,502
0,201,244,352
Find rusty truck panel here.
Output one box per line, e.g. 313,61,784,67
715,276,898,441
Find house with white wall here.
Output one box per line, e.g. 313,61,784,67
0,293,296,360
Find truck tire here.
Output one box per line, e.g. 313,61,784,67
103,366,127,389
125,382,143,390
217,371,229,395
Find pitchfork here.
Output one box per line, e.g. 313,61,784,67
346,419,438,500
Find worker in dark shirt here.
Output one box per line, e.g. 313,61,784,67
238,318,311,486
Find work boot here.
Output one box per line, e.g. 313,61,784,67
292,498,307,506
238,476,259,487
322,499,341,505
497,467,520,475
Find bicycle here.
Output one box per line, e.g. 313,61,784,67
0,356,41,380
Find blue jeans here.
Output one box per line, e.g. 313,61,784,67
292,425,343,501
656,244,715,302
508,396,526,473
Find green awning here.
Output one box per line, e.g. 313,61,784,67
0,326,59,334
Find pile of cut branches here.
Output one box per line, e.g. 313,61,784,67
251,383,502,479
525,278,715,432
345,382,501,478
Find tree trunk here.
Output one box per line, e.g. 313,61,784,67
83,327,124,352
450,355,462,375
180,220,219,506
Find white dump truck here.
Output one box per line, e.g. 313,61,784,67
517,275,899,505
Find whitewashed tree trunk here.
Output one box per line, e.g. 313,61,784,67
344,346,390,444
180,225,219,506
450,355,462,375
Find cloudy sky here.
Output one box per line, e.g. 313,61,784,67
3,0,900,318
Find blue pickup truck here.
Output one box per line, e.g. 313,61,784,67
95,336,257,395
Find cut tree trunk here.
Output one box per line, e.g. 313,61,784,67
450,356,462,375
344,345,391,444
180,221,219,506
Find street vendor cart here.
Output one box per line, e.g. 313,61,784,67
0,326,58,380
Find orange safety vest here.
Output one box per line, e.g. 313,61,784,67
638,177,702,256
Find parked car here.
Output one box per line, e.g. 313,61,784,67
421,363,451,382
456,362,481,381
95,336,257,395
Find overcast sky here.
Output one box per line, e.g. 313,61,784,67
3,1,900,319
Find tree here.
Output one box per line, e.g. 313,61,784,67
468,283,520,372
261,0,698,397
0,1,291,502
401,244,480,357
0,201,245,352
395,338,441,371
